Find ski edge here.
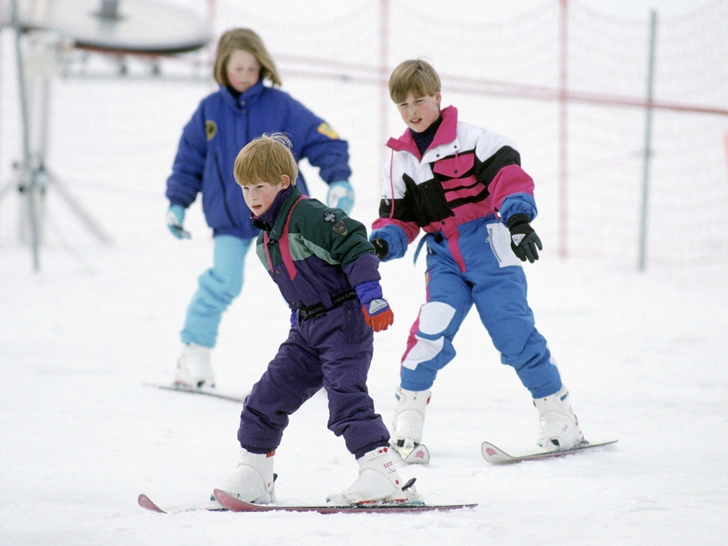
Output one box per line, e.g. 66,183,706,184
481,439,619,464
143,381,246,403
213,489,477,514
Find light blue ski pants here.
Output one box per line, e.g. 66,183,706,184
180,235,252,348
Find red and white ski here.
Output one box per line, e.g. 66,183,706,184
212,489,477,514
137,493,226,514
402,443,430,465
481,439,618,464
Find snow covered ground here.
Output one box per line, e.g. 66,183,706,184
2,1,728,545
2,211,727,545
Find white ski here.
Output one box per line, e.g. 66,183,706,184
144,381,246,403
481,439,618,464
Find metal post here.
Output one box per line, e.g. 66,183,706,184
638,11,657,272
558,0,569,259
378,0,390,183
12,1,41,270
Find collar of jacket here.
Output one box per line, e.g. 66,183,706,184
219,79,266,110
386,105,459,156
251,185,304,239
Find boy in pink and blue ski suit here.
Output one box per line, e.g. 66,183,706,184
370,59,585,460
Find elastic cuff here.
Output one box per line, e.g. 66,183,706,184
507,213,530,228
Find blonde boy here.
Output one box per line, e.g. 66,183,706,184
218,134,419,505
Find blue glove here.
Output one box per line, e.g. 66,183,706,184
166,205,191,239
369,225,408,262
326,180,355,215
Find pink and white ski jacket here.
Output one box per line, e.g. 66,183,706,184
371,105,538,271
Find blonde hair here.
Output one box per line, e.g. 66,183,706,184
213,28,282,87
234,133,298,187
388,59,441,103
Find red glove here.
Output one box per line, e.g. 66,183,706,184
362,298,394,332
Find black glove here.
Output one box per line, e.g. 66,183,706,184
371,238,389,260
507,214,542,263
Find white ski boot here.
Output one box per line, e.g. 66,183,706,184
175,342,215,388
327,446,421,505
390,387,431,458
217,448,276,503
534,386,584,450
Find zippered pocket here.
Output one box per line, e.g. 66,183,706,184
486,223,522,268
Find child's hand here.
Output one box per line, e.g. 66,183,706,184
362,298,394,332
371,238,389,260
166,205,191,239
327,180,355,214
507,214,542,263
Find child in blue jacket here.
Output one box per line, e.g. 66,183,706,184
165,29,355,387
216,133,419,505
370,59,585,461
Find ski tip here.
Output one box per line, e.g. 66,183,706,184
138,494,166,513
403,444,430,465
213,489,265,512
212,489,238,507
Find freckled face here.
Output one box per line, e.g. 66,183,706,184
226,49,260,93
396,92,441,133
241,176,290,216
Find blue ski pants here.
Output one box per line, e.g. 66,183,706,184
181,235,252,348
400,217,562,398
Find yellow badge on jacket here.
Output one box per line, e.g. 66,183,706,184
332,219,348,236
317,122,339,140
205,120,217,140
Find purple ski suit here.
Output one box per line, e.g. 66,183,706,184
236,186,390,460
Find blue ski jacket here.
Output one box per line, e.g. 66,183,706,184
165,81,351,239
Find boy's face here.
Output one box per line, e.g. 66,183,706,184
227,49,260,93
242,175,290,216
396,92,441,133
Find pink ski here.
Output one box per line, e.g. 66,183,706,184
213,489,476,514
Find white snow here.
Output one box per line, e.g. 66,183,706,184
3,215,727,545
1,1,727,544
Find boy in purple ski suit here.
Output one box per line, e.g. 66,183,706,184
216,133,420,506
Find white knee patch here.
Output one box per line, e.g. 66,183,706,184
401,302,455,371
402,336,444,370
417,302,456,335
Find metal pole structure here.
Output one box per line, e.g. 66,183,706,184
12,1,42,271
557,0,569,259
638,11,657,272
206,0,216,61
378,0,390,187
